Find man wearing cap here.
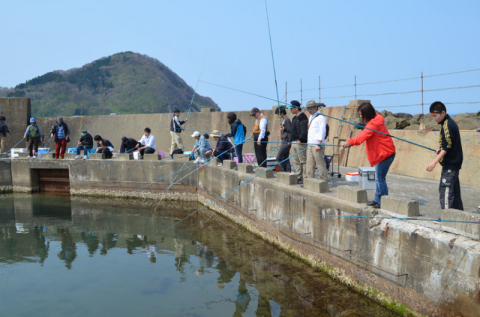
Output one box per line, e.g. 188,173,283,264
305,101,328,182
191,131,212,164
170,108,187,159
275,106,292,172
75,130,93,160
0,115,11,154
250,107,269,168
211,130,233,166
50,116,70,159
23,118,43,158
283,100,308,183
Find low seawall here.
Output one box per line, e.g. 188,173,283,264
6,158,480,316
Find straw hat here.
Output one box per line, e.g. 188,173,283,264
210,130,221,139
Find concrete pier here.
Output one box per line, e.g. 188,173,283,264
3,157,480,316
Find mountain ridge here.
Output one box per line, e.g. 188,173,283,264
0,52,219,117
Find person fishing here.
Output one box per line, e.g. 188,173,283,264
24,118,43,158
170,108,187,159
275,106,291,172
250,107,269,168
50,116,70,159
305,101,328,181
341,102,396,209
426,101,464,210
223,112,247,163
284,100,308,184
0,115,11,154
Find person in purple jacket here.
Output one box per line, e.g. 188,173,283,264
211,130,233,166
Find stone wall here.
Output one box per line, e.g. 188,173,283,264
0,98,31,152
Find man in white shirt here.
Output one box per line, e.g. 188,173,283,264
136,127,157,158
305,101,328,182
250,107,269,168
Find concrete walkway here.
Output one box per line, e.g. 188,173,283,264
320,166,479,220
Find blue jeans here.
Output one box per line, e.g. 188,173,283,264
76,145,92,155
374,153,395,204
235,144,243,163
194,147,210,160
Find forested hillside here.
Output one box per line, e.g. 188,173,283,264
0,52,219,117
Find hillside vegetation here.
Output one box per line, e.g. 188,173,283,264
0,52,219,117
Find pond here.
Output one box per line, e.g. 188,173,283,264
0,194,396,317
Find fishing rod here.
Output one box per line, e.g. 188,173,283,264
198,81,436,152
264,0,282,124
1,138,24,159
273,214,480,225
185,50,209,124
164,148,307,232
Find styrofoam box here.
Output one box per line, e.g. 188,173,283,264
346,173,359,182
11,148,27,158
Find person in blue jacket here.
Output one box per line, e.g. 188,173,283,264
224,112,247,163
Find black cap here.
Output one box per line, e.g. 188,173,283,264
174,108,180,113
122,137,127,142
287,100,301,109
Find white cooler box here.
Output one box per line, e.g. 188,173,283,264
358,167,376,190
345,173,359,182
11,148,27,158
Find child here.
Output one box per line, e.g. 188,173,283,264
426,101,463,210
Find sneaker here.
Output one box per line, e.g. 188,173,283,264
75,155,82,160
200,159,205,164
60,157,64,159
217,163,223,167
372,203,381,209
194,157,201,164
170,154,174,159
434,218,441,224
83,155,87,160
366,201,377,206
26,156,32,159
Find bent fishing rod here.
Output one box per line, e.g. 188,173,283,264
198,81,436,152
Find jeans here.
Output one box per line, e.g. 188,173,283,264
216,153,230,164
235,144,244,163
76,145,92,155
194,147,211,160
374,153,395,204
276,141,291,172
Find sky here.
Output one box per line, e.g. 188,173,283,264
1,0,479,115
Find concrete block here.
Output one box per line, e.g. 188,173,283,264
222,160,236,169
143,154,161,161
337,186,368,203
89,153,105,160
113,153,133,160
276,172,297,185
238,163,253,174
17,153,29,158
64,154,76,160
381,195,420,216
441,209,480,240
201,108,216,112
304,178,329,193
256,167,274,179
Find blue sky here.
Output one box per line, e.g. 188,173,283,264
1,0,479,115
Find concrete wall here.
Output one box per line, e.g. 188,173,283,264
0,98,31,152
7,158,480,316
2,97,479,187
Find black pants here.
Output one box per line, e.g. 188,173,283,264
439,168,463,210
137,145,155,157
27,137,40,156
253,134,268,168
276,141,291,172
97,148,113,159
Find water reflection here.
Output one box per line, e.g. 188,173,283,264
0,194,396,317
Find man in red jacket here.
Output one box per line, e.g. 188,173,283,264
342,102,396,208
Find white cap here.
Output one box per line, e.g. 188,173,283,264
191,131,201,138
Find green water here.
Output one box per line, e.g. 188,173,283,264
0,194,396,317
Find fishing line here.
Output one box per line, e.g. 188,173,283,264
1,138,24,159
198,81,436,152
264,0,282,123
185,50,209,123
30,136,53,169
164,148,306,232
273,214,480,225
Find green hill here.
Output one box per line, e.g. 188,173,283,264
0,52,219,117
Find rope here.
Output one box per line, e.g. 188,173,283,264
164,148,306,232
0,138,24,159
273,214,480,225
